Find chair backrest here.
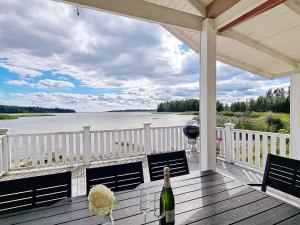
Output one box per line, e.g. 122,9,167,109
147,150,189,181
262,154,300,198
86,161,144,195
0,171,71,215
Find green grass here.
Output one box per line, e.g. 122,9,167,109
0,113,54,120
178,111,199,115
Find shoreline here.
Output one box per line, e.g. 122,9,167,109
0,113,55,120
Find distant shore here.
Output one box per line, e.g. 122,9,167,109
0,113,54,120
153,111,198,115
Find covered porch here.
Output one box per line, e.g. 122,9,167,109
0,0,300,222
52,0,300,170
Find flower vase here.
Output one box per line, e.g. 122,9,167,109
102,212,114,225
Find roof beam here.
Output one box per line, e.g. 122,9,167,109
215,0,268,30
206,0,241,18
221,30,299,68
186,0,206,17
55,0,203,31
284,0,300,16
217,0,286,32
162,25,199,52
273,67,300,77
217,53,274,78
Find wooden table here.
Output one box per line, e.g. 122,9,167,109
0,170,299,225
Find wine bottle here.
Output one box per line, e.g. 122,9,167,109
159,167,175,225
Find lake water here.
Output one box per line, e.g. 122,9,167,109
0,112,195,134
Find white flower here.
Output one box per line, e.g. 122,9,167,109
88,184,116,215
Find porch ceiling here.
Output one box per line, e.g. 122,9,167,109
57,0,300,79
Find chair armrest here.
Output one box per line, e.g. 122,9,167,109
248,183,263,187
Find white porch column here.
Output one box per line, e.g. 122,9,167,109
290,74,300,160
200,18,217,171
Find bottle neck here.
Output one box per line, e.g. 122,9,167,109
163,174,171,188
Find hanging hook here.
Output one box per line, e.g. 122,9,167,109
74,6,80,16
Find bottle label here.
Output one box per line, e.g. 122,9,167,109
165,210,175,223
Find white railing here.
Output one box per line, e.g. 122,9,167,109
0,122,291,172
233,129,290,169
150,126,186,154
90,127,145,161
8,131,84,169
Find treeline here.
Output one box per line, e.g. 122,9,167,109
228,88,290,113
0,105,76,113
157,99,199,112
157,87,290,113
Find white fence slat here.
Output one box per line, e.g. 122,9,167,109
99,132,104,159
54,134,59,163
106,132,111,158
69,133,74,163
133,130,138,154
23,135,29,166
262,134,268,168
61,134,67,163
124,130,128,155
255,134,260,168
271,135,277,155
157,128,162,153
279,136,286,157
171,128,175,150
152,129,157,154
221,130,225,157
47,135,52,166
31,135,37,167
128,130,133,156
166,128,170,151
110,131,115,158
13,136,19,169
38,135,43,166
76,133,81,162
248,133,253,166
241,132,246,163
117,131,122,156
138,129,143,153
162,128,166,152
179,127,183,150
235,132,240,161
175,127,179,150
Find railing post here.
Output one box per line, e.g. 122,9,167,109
83,126,91,165
143,123,152,155
0,128,10,175
224,123,235,163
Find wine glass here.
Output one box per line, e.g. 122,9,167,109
154,193,162,221
140,189,150,225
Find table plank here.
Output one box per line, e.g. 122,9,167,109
232,204,300,225
146,190,267,225
277,213,300,225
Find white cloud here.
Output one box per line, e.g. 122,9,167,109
6,79,29,86
6,79,74,89
0,63,42,78
0,0,290,111
37,79,74,88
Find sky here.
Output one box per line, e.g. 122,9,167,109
0,0,290,112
